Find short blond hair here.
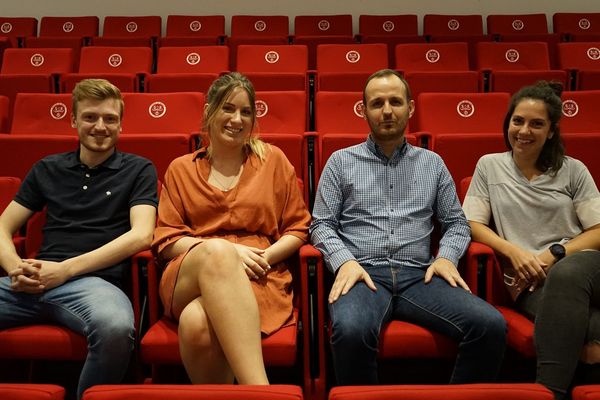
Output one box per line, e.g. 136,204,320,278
72,79,124,119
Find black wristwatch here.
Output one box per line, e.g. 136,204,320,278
549,243,566,262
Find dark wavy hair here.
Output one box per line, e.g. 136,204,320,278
503,81,565,174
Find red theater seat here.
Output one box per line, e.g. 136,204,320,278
39,16,99,38
557,42,600,90
160,15,225,46
0,383,65,400
573,385,600,400
92,16,161,47
0,17,37,47
560,90,600,134
553,13,600,41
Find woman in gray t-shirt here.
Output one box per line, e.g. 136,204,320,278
464,82,600,400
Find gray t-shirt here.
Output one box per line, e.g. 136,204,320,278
463,151,600,253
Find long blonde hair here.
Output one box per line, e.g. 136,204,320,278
203,72,267,161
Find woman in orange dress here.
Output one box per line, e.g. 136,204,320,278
151,72,310,384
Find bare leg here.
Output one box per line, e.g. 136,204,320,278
172,239,268,384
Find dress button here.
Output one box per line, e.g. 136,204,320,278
83,185,88,190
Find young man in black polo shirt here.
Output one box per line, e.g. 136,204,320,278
0,79,158,399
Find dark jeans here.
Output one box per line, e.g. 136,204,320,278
329,265,507,385
516,250,600,400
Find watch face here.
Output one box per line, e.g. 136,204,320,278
550,244,566,259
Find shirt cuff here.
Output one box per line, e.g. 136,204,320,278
435,247,461,267
326,248,357,273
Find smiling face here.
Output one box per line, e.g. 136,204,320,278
363,74,414,147
71,98,122,161
507,98,554,162
207,87,254,150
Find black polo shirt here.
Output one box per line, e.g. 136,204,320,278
15,149,158,285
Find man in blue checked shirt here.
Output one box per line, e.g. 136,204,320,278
310,69,506,385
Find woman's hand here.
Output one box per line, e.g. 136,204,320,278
233,244,270,280
505,243,547,284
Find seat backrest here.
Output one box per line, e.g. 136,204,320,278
423,14,484,36
358,15,418,36
0,95,9,133
0,17,38,45
563,133,600,189
236,45,307,73
475,41,551,71
294,15,353,37
416,92,510,134
560,90,600,133
101,16,162,38
486,14,549,36
316,43,388,73
553,13,600,36
165,15,225,38
0,177,21,213
120,92,204,135
255,91,306,134
230,15,289,38
395,42,470,72
314,91,369,134
10,93,73,135
156,46,229,73
557,42,600,71
78,46,153,74
39,16,99,37
1,48,74,75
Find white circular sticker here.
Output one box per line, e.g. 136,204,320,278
30,53,45,67
63,21,74,33
346,51,360,63
447,19,460,31
382,21,395,32
456,100,475,118
353,100,365,118
50,103,68,120
254,20,267,32
425,49,440,63
562,100,579,117
579,18,591,30
505,49,520,63
1,23,13,34
255,100,268,118
108,54,123,67
265,51,279,63
189,20,202,32
586,47,600,60
186,52,201,65
511,19,524,31
126,22,138,33
149,102,167,118
318,20,331,31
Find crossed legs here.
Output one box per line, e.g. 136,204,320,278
172,239,268,384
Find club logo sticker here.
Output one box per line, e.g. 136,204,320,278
511,19,524,31
126,22,138,33
448,19,460,31
108,54,123,67
426,49,440,63
50,103,68,120
457,100,475,118
562,100,579,117
30,53,45,67
1,23,12,33
346,51,360,63
579,18,591,30
318,20,331,31
186,52,201,65
587,47,600,60
265,51,279,63
254,20,267,32
353,100,365,118
149,102,167,118
505,49,520,63
63,21,74,33
255,100,268,118
189,20,202,32
383,21,395,32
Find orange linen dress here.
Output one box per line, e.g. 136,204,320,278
152,144,311,335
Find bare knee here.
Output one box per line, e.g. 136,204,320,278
186,239,241,280
178,301,217,354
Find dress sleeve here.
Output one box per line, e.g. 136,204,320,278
277,151,311,242
462,156,492,225
151,159,194,259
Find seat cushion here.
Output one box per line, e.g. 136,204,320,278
0,325,87,360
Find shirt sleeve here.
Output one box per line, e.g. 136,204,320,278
433,156,471,266
129,158,158,208
151,160,195,260
462,156,492,225
570,159,600,230
13,161,46,212
310,152,357,273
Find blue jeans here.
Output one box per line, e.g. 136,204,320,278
0,276,135,399
329,265,507,385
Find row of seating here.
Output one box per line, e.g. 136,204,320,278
2,13,600,43
11,382,600,400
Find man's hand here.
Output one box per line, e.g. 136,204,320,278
24,259,71,291
329,260,376,303
233,244,270,280
9,260,44,293
425,258,471,292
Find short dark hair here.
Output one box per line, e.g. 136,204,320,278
363,69,412,106
503,81,565,174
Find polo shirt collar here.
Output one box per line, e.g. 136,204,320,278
366,134,409,161
66,149,123,170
